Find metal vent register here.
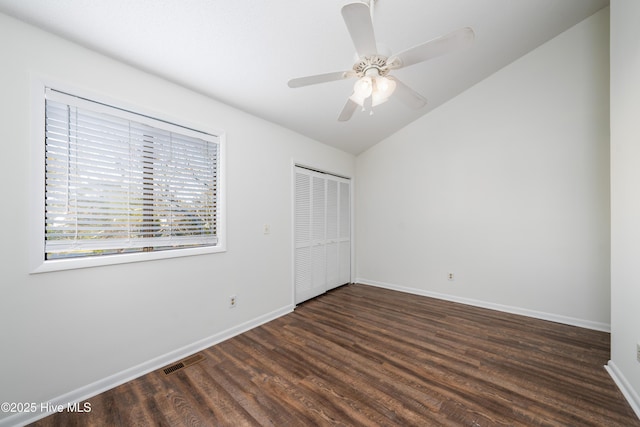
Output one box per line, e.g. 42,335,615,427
162,353,205,376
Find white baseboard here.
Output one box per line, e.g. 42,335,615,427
356,278,611,332
1,304,294,427
605,361,640,420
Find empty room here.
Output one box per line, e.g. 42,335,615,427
0,0,639,425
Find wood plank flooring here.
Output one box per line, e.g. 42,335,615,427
30,284,639,426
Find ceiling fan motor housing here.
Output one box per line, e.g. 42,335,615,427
354,55,390,77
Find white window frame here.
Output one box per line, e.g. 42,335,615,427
29,77,226,273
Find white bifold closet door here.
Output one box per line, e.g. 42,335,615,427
295,167,350,304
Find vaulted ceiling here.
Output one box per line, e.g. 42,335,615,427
0,0,609,154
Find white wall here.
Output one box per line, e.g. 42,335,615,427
609,0,640,415
356,9,610,329
0,12,355,425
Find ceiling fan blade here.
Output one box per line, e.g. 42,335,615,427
288,71,353,88
341,2,377,58
388,77,427,109
338,98,358,121
387,27,475,70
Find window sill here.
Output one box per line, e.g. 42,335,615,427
30,244,226,274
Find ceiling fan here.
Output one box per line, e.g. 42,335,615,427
287,1,475,121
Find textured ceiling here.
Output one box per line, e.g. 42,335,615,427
0,0,609,154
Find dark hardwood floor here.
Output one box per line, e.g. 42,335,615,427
31,284,639,426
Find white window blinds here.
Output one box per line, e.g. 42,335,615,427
44,88,220,259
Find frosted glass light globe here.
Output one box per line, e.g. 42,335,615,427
353,76,373,99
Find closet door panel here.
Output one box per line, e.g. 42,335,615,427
294,170,316,303
337,179,351,286
310,175,327,294
294,167,350,304
338,240,350,285
325,179,340,289
295,246,314,302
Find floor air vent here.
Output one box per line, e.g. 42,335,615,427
162,353,205,376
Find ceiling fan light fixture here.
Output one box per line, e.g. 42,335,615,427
349,91,387,108
374,76,396,100
371,90,390,107
351,74,396,108
353,76,373,99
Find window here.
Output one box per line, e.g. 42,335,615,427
31,83,225,272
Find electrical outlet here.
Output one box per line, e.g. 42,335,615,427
448,273,454,281
263,224,271,235
229,295,237,308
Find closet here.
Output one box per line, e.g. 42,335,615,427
294,166,351,304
